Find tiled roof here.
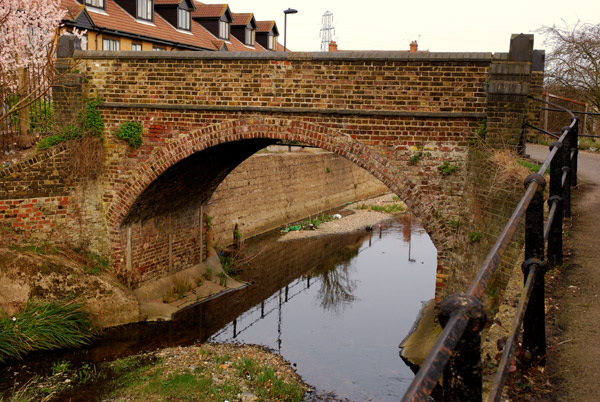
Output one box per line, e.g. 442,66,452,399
83,0,219,50
191,2,228,18
60,0,85,22
153,0,182,5
256,20,274,32
231,13,252,26
226,35,263,52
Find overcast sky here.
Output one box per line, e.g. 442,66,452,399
224,0,600,53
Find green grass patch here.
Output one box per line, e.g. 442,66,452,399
0,300,96,363
517,158,542,173
284,213,334,232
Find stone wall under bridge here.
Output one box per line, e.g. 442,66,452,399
0,34,544,301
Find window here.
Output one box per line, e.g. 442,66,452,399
84,0,104,9
245,27,255,46
152,46,166,51
81,33,88,50
137,0,153,21
267,33,274,50
177,8,191,30
218,20,229,40
131,43,142,51
102,38,120,51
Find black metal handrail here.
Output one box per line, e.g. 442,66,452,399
402,96,579,401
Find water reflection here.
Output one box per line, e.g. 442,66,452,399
211,214,437,401
314,256,359,313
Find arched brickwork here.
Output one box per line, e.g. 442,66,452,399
107,117,453,277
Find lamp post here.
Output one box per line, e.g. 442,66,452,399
283,8,297,51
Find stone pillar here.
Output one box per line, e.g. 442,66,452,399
486,34,535,153
53,35,84,129
525,50,545,145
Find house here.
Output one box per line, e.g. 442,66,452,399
59,0,282,52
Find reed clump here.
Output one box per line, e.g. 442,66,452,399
0,299,97,363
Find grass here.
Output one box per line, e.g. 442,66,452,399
103,352,304,401
215,272,228,287
283,213,334,232
172,277,193,299
0,299,96,363
517,158,542,173
203,267,212,281
356,202,405,214
2,346,306,402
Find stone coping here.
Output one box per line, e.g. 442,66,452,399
75,49,499,62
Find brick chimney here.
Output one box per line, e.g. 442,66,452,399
329,41,338,52
410,40,418,52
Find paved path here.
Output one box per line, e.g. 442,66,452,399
526,143,600,401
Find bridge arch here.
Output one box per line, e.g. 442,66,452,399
107,117,451,278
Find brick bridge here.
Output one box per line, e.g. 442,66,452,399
0,35,544,294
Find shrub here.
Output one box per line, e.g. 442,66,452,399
79,97,105,137
115,121,143,148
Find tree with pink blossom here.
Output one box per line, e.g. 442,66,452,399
0,0,83,146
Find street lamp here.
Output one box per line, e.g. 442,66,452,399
283,8,297,52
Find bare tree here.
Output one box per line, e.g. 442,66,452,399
539,22,600,112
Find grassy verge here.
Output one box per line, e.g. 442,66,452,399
0,300,96,363
2,344,308,402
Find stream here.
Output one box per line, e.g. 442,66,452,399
0,213,437,401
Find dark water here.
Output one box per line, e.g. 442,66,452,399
211,215,437,401
0,214,436,401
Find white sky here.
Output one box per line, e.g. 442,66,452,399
223,0,600,53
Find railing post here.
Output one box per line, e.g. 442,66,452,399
438,294,487,402
522,173,547,366
571,118,579,187
548,141,564,267
521,258,548,366
561,126,572,218
524,174,546,260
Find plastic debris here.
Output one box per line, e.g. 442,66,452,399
332,214,342,220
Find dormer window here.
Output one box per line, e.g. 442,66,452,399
137,0,153,21
245,27,255,46
178,8,191,30
84,0,105,9
219,20,229,40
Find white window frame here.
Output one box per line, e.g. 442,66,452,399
178,8,191,30
152,46,166,51
137,0,153,21
218,20,230,40
267,33,274,50
245,27,255,46
102,38,120,51
131,43,142,51
84,0,105,9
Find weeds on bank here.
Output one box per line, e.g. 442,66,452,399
356,202,405,214
0,300,96,363
283,213,334,232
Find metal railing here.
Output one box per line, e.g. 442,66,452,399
1,66,53,152
401,96,580,401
